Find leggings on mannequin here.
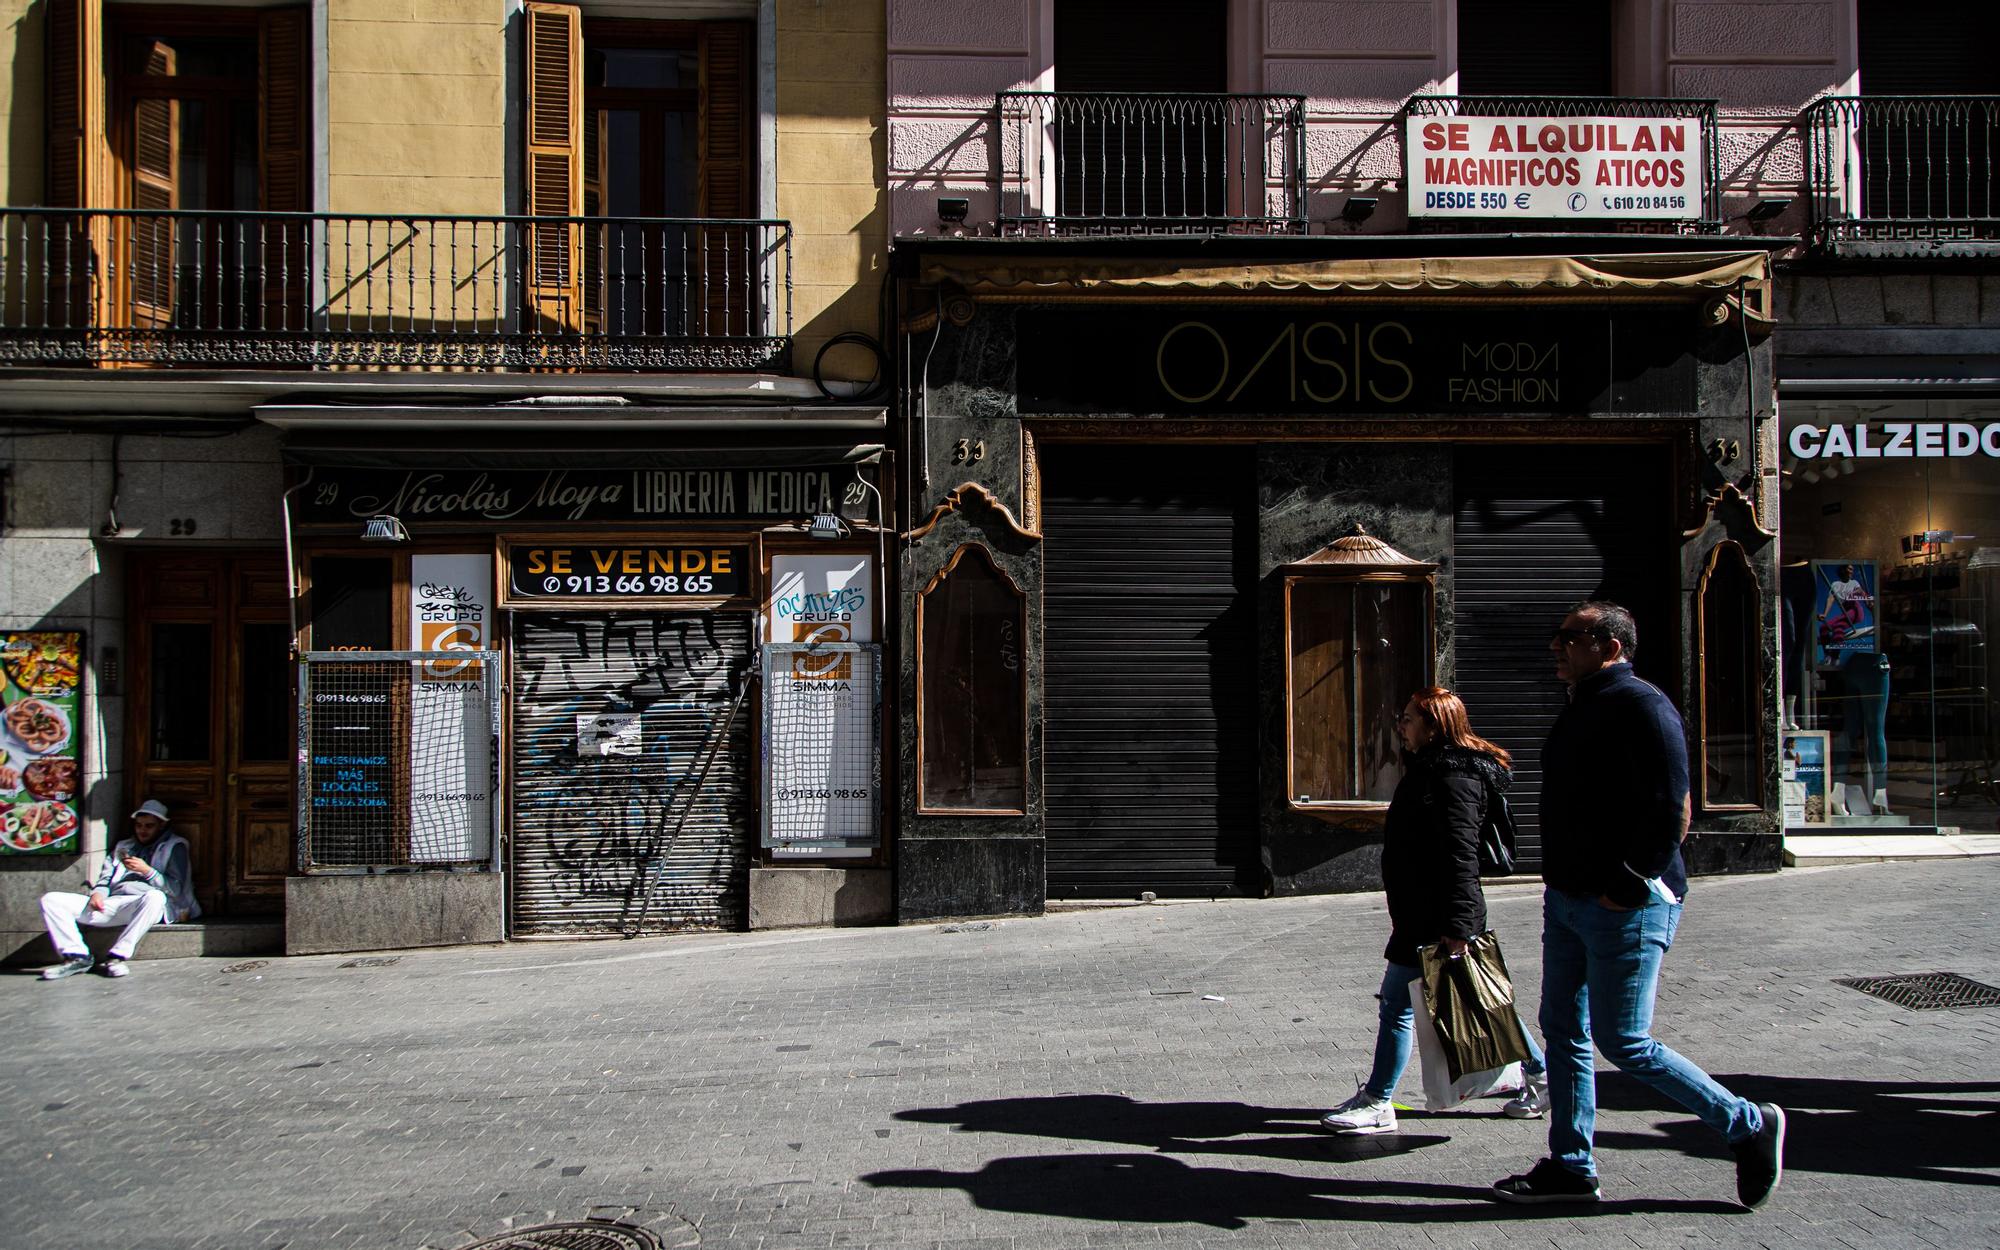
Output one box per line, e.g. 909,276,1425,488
1840,651,1891,802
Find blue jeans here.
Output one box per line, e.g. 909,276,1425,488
1366,957,1546,1100
1540,888,1763,1176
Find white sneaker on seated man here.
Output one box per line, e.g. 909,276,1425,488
40,798,200,980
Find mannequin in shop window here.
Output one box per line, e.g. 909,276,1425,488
1838,650,1892,817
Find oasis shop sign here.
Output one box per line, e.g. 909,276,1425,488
293,466,861,525
1407,116,1701,220
1789,422,2000,459
1017,306,1694,416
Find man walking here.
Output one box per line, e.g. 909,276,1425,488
38,798,199,980
1492,601,1785,1209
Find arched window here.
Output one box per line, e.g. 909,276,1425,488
1699,541,1764,810
1284,528,1436,811
918,544,1027,814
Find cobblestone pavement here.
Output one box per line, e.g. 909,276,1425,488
5,859,1999,1250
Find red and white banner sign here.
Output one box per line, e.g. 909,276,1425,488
1405,116,1701,220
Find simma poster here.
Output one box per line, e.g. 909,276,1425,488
0,632,83,855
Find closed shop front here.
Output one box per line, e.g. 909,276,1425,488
510,610,755,935
895,244,1785,917
280,435,889,950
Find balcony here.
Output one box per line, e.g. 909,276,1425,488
1805,96,2000,257
0,210,792,371
996,92,1308,236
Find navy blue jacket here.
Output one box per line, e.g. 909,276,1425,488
1540,663,1691,907
1381,743,1510,965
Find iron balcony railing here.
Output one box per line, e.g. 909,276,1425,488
1805,96,2000,252
1405,96,1724,231
0,209,792,370
997,92,1308,236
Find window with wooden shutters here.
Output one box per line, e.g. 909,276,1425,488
260,8,310,332
697,21,751,336
45,0,105,329
525,2,584,333
127,42,178,330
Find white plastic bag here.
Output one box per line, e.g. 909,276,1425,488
1407,974,1522,1110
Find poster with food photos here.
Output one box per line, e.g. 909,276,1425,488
0,632,82,854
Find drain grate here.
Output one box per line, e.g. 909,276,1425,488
462,1222,664,1250
1836,971,2000,1011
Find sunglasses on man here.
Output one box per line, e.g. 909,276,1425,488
1551,626,1611,646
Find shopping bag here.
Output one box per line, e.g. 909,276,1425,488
1418,932,1536,1083
1407,971,1523,1111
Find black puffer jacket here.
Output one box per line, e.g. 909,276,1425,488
1381,743,1511,966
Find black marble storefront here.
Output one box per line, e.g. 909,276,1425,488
895,287,1784,921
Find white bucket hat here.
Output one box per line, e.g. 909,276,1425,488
131,799,170,822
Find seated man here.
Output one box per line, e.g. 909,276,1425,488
39,798,200,980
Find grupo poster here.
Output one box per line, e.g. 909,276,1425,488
408,555,494,863
1406,115,1702,220
764,554,876,858
0,632,83,855
1811,559,1878,671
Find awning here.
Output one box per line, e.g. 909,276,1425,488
920,251,1769,298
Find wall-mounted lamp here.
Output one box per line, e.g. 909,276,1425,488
1339,195,1379,225
936,196,970,228
808,512,850,540
360,514,410,543
1746,197,1792,224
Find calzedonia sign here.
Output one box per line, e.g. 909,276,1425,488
1790,422,2000,459
294,466,863,526
1017,306,1696,416
1406,116,1701,220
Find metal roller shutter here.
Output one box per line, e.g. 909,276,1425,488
509,611,754,935
1451,445,1677,871
1043,446,1258,898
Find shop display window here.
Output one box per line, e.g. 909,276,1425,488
308,556,393,652
1780,398,2000,832
918,544,1027,814
1697,541,1763,810
1283,530,1436,811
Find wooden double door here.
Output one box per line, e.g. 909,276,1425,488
128,552,294,917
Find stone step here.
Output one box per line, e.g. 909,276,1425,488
1783,833,2000,867
4,920,282,967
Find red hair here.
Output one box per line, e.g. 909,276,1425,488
1406,686,1511,768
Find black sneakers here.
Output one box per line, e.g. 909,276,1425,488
1732,1103,1786,1210
1491,1158,1602,1204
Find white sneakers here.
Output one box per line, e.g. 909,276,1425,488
1319,1089,1398,1135
1503,1072,1551,1119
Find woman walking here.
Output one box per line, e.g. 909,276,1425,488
1320,686,1548,1134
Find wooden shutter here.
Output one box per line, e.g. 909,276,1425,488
698,21,751,336
127,42,178,330
259,8,311,331
581,105,604,333
525,2,583,333
45,0,103,208
45,0,105,330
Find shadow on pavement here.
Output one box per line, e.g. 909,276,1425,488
1595,1071,2000,1187
872,1095,1739,1226
861,1151,1737,1228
